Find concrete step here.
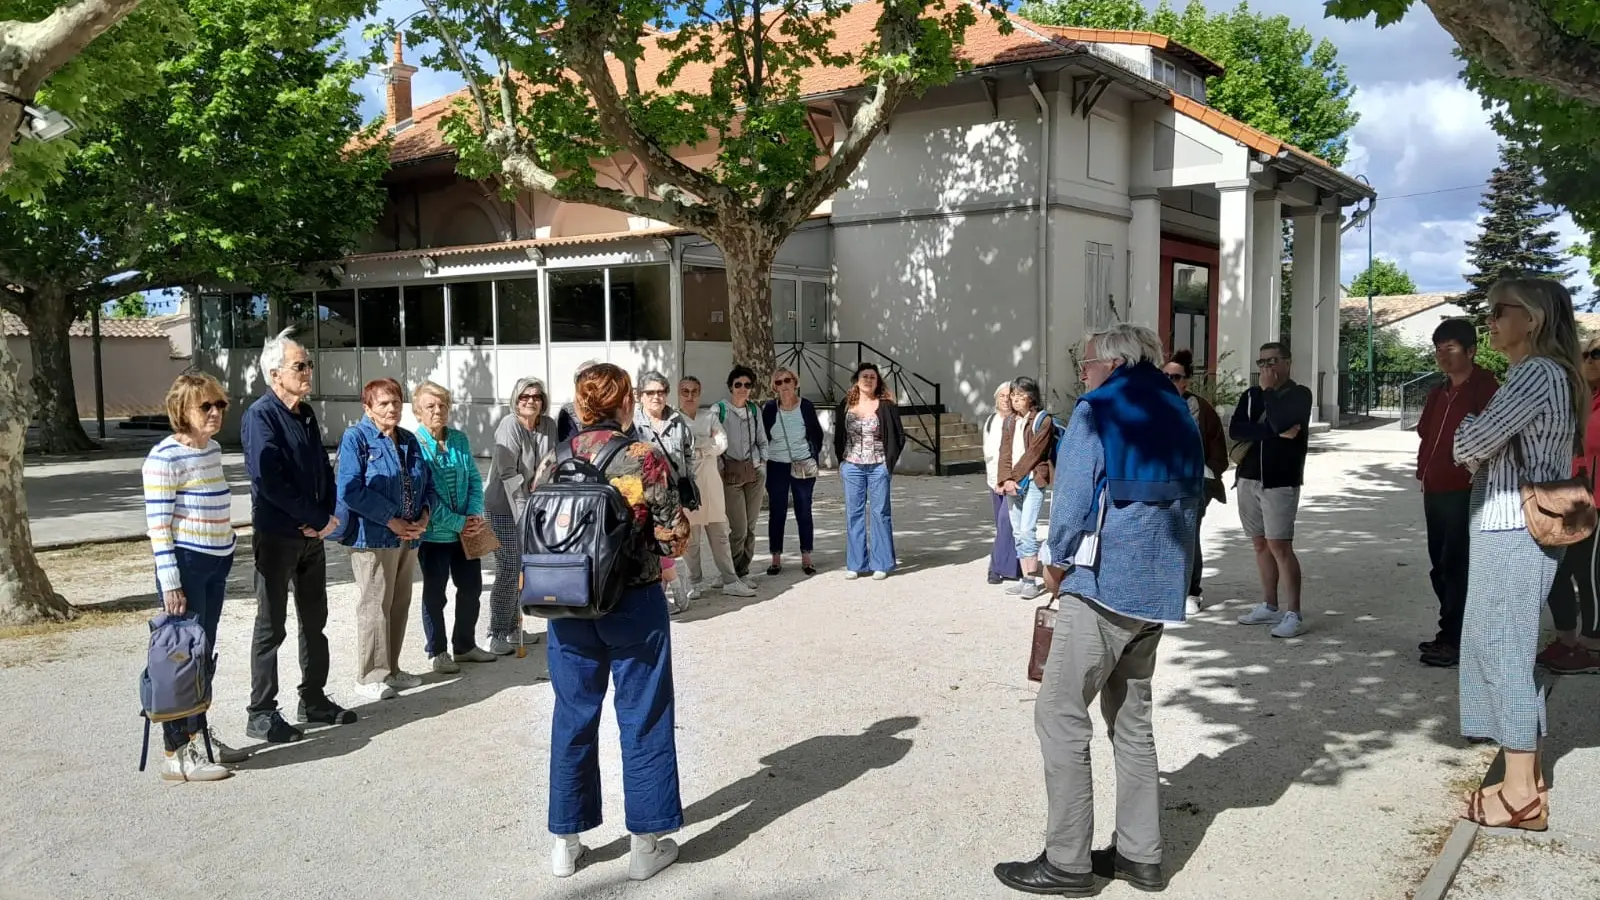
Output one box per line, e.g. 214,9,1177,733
940,445,984,464
904,429,982,452
904,412,964,430
904,421,979,437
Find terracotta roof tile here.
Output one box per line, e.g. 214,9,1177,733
1338,293,1462,328
1024,24,1224,77
2,311,172,339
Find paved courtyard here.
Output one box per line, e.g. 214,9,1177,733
3,427,1598,899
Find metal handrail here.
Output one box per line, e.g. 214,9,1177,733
1400,371,1444,432
775,341,945,471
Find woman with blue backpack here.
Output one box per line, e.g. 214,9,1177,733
996,377,1057,601
142,372,243,781
541,363,691,881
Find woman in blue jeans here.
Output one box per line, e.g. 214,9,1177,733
996,377,1055,600
762,367,824,576
546,364,691,882
832,363,905,579
142,373,245,781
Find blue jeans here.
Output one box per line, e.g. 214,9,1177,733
546,583,682,836
418,539,483,657
765,461,816,555
841,461,896,574
156,548,233,751
1009,483,1046,560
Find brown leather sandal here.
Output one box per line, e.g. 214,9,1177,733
1464,788,1548,831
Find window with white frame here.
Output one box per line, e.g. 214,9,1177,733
1085,242,1117,330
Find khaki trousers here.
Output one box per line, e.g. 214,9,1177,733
351,545,417,684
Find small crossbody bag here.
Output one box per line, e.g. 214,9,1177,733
1511,438,1595,548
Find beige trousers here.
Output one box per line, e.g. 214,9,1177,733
351,545,417,684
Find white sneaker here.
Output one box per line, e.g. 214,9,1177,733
161,740,231,782
551,834,586,878
487,635,515,656
687,585,704,601
844,571,860,580
1236,603,1284,626
432,653,461,675
720,580,756,598
740,576,760,590
355,681,398,701
385,670,423,690
456,646,498,663
1185,595,1206,616
628,833,679,881
201,728,249,764
1017,579,1042,600
872,571,889,581
710,577,725,589
1271,611,1305,638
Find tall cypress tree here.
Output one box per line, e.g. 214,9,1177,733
1461,143,1575,319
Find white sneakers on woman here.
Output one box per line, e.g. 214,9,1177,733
551,834,585,877
549,832,678,881
161,739,231,783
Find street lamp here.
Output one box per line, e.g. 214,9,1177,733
1,91,76,143
1350,174,1376,413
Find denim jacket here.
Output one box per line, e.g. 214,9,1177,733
333,417,434,550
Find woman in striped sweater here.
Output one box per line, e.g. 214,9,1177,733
413,381,498,674
1453,278,1585,831
142,372,244,782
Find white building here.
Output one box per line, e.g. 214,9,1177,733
193,5,1375,470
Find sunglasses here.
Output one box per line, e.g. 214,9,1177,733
774,377,795,386
731,380,752,389
1585,349,1600,362
283,360,314,373
198,400,229,414
641,389,667,397
517,393,544,404
1255,358,1284,369
1167,372,1185,382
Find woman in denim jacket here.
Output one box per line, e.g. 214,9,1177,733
335,378,434,703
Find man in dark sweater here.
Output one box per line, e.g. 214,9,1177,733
240,328,354,743
1414,319,1498,667
1229,342,1314,638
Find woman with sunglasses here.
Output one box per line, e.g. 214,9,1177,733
485,377,558,654
142,373,244,780
833,362,905,579
716,366,768,585
1539,334,1600,674
1162,350,1229,614
762,367,824,576
634,370,697,613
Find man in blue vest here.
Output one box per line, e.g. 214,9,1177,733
995,323,1203,896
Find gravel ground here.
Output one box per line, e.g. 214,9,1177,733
1449,836,1600,900
0,428,1502,900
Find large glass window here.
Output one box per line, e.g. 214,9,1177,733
358,286,402,347
683,265,730,342
496,278,540,345
283,292,316,344
548,269,606,342
1171,260,1210,369
609,265,671,342
231,292,269,348
318,289,357,349
450,281,495,346
403,284,446,347
198,293,232,350
771,278,798,343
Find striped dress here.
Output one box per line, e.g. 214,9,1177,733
143,436,237,592
1453,355,1575,750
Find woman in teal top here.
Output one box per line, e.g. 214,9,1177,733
413,381,498,674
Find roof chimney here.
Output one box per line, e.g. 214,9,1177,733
380,33,418,128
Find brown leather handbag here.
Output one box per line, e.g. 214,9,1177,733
1028,596,1057,683
1513,440,1596,548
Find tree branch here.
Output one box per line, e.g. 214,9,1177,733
778,78,910,231
418,0,498,136
497,151,715,232
1425,0,1600,107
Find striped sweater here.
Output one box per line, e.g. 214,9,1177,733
143,436,237,592
1454,355,1577,532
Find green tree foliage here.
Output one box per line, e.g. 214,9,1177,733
1024,0,1360,165
395,0,1012,387
1459,144,1574,322
107,293,148,318
0,0,388,452
1349,258,1418,297
1339,319,1431,373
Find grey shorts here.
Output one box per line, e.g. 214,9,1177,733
1238,478,1300,541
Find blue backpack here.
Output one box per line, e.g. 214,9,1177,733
138,613,213,770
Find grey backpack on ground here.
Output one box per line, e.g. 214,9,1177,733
138,612,213,771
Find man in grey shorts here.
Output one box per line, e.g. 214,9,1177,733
1229,342,1313,638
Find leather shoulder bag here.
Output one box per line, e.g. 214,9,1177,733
1512,438,1596,548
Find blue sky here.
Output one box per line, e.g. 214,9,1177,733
327,1,1594,300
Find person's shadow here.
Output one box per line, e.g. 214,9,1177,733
587,716,919,865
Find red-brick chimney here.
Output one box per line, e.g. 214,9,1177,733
382,33,418,127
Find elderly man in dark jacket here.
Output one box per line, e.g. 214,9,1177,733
240,328,353,743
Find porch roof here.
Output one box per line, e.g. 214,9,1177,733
1,311,171,339
338,226,688,265
1338,293,1461,328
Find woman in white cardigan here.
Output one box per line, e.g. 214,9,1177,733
982,381,1022,585
678,376,754,598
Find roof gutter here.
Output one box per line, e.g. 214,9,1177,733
1026,68,1051,399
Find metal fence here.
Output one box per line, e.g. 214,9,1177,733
1400,373,1445,431
775,340,944,469
1339,370,1436,419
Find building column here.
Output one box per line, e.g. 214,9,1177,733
1289,213,1322,420
1128,193,1162,332
1251,194,1282,348
1318,211,1343,424
1215,183,1254,386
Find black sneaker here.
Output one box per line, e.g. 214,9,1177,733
246,710,304,743
1421,645,1460,668
987,572,1004,585
298,697,357,726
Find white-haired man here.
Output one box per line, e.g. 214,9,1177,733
240,328,352,743
995,323,1203,895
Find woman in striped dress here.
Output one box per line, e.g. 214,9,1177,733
142,372,244,781
1453,278,1586,831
